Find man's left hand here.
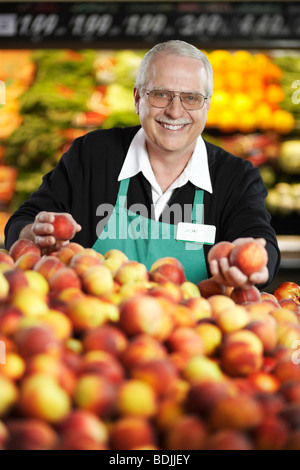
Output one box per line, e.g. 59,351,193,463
209,237,269,289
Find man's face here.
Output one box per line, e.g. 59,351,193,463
134,53,211,159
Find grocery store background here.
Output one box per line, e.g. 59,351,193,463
0,0,299,292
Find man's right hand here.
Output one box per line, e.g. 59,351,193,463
30,211,81,253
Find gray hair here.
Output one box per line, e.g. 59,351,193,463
135,40,213,97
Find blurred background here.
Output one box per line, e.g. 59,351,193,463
0,0,299,291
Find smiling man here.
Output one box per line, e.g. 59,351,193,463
5,40,280,288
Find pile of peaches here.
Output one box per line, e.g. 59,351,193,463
0,232,300,450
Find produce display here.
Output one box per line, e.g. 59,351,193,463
0,238,300,450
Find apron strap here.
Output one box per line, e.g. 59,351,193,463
191,189,204,223
116,178,130,207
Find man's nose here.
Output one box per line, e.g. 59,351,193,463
166,95,185,117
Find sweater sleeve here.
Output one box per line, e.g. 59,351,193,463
4,136,84,250
205,146,281,288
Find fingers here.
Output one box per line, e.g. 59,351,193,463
32,211,81,250
209,258,251,288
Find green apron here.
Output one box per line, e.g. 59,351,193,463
92,178,208,284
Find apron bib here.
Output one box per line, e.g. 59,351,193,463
93,178,208,284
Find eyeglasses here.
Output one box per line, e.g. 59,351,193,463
145,90,207,110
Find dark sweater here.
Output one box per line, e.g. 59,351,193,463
5,125,280,287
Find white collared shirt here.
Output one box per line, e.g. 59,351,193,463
117,128,213,220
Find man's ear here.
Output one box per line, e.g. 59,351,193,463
133,87,140,115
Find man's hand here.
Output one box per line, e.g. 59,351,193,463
30,211,81,253
208,237,269,289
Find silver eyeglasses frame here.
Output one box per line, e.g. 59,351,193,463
144,89,208,110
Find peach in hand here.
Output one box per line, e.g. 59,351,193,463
229,240,268,276
52,214,77,241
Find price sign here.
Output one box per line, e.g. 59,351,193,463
0,2,299,48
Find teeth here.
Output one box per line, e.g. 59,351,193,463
160,123,185,130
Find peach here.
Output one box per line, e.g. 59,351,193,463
0,374,19,417
130,359,179,396
277,323,300,349
56,286,84,304
271,307,299,325
216,305,250,333
79,350,124,385
26,353,76,396
149,282,183,304
150,258,186,285
279,403,300,430
109,416,156,451
204,429,254,450
163,415,207,450
0,271,10,300
52,214,77,241
183,355,225,384
247,372,280,394
285,429,300,450
4,268,29,294
194,322,223,356
69,252,102,277
246,301,278,318
121,334,167,369
279,298,300,315
83,324,128,357
209,394,263,430
197,277,226,298
15,251,41,271
11,287,49,318
116,379,157,418
186,380,237,416
221,330,264,377
58,410,108,445
230,285,261,305
180,281,201,300
0,420,8,450
55,434,108,450
208,241,235,263
119,295,172,340
274,359,300,384
34,255,65,280
0,352,25,381
261,291,279,303
5,419,58,450
273,281,300,305
41,309,73,341
73,373,117,418
115,261,149,285
9,239,41,262
172,303,198,328
0,251,14,267
14,325,60,359
183,297,213,321
229,240,268,276
0,306,23,337
207,294,235,319
67,295,115,332
155,399,184,431
280,380,300,403
23,270,49,295
53,242,84,265
166,326,204,357
48,267,81,293
245,317,277,354
81,264,114,297
19,373,71,423
103,249,129,275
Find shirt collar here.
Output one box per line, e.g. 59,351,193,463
117,127,213,194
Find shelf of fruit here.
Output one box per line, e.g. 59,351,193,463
0,233,300,450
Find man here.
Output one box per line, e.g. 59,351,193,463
5,40,280,288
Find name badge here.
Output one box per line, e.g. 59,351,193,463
176,222,216,245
